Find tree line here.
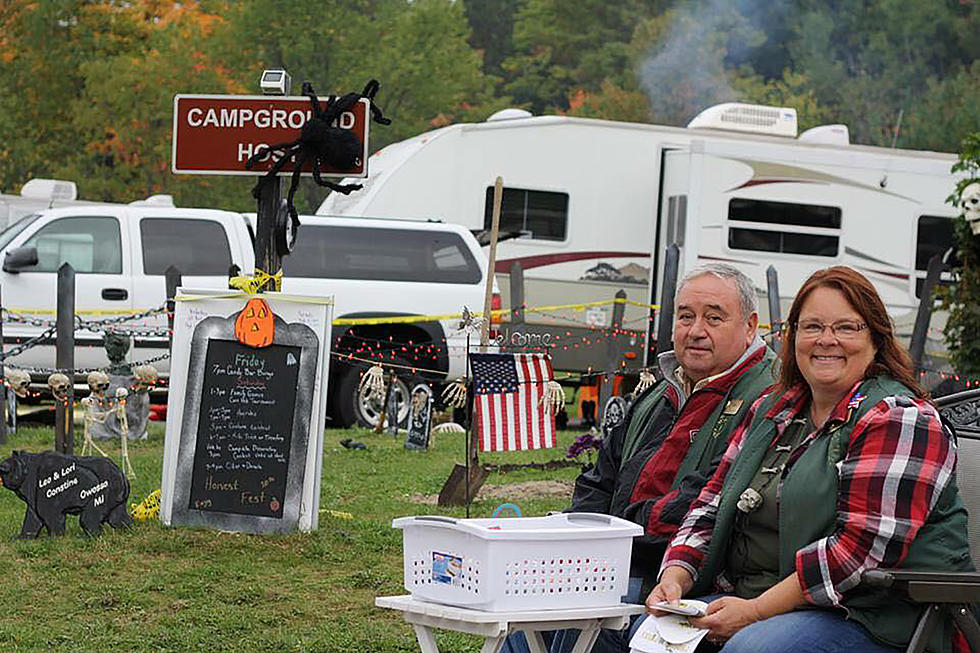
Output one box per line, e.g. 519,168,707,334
0,0,976,213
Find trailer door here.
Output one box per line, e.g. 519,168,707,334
647,148,691,362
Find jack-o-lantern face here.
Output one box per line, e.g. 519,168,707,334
235,298,275,348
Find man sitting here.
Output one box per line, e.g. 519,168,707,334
550,263,777,653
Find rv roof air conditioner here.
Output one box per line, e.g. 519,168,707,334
487,108,533,122
798,124,850,146
20,178,78,202
687,103,798,138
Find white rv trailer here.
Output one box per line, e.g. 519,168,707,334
318,104,961,368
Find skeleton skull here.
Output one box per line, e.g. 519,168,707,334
132,365,159,393
4,368,31,398
962,182,980,235
47,373,71,401
87,371,110,397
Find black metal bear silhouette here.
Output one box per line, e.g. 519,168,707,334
0,450,131,537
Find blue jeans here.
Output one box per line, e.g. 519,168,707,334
498,577,644,653
626,596,901,653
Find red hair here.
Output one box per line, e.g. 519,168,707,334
778,266,927,398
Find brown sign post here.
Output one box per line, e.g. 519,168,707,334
172,90,372,282
171,94,370,177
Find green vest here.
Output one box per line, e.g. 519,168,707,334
694,376,974,653
620,347,777,479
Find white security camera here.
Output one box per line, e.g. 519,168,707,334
259,69,291,96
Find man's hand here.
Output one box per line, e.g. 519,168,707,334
690,596,762,643
644,566,694,614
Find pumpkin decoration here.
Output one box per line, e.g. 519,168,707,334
234,297,275,348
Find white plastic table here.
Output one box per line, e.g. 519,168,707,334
375,595,645,653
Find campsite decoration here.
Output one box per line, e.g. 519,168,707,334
47,372,71,402
542,379,564,414
131,489,161,522
161,291,332,534
471,352,557,453
234,297,275,348
103,331,132,376
358,363,386,402
633,369,656,397
5,368,31,398
442,378,467,409
405,383,434,450
0,450,131,538
601,396,628,436
87,371,110,399
432,422,465,435
244,80,391,224
81,386,137,478
962,181,980,235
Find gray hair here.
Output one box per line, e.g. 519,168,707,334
675,263,758,320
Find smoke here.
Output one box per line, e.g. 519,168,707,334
637,0,786,126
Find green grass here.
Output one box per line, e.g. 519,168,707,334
0,421,586,652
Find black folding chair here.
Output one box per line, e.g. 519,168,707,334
861,388,980,652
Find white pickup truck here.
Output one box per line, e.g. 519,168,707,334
0,200,492,428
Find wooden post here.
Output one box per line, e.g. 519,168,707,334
56,263,75,454
910,253,945,373
766,265,782,354
481,177,503,350
599,289,627,411
0,283,6,445
253,177,283,290
509,261,525,327
165,265,182,353
655,244,680,357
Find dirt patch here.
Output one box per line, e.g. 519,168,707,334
407,479,574,506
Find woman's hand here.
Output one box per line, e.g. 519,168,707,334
644,567,694,614
690,596,762,643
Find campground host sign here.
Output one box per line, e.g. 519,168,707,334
171,94,369,177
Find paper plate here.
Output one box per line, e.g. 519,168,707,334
655,600,709,645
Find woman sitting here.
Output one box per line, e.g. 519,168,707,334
641,266,973,653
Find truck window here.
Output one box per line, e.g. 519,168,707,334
283,225,482,284
915,215,955,298
484,187,568,241
140,218,232,275
727,199,841,257
22,216,122,274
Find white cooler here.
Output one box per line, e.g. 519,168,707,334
393,513,643,612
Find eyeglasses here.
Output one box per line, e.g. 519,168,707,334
795,319,869,340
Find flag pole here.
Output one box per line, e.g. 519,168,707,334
464,331,472,518
473,176,503,468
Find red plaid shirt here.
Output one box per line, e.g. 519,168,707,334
662,380,963,648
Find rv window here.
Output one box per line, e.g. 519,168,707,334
915,216,955,271
140,218,232,275
914,215,956,298
283,225,482,284
729,227,838,257
22,216,122,274
728,199,841,229
484,187,568,241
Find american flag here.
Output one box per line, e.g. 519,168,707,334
470,352,556,452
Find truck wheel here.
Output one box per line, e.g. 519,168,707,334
333,362,414,429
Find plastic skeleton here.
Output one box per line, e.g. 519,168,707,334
633,369,657,397
358,363,386,402
81,387,136,479
245,80,390,225
442,378,468,409
4,368,31,398
541,380,564,414
962,182,980,235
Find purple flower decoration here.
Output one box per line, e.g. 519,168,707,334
566,431,602,460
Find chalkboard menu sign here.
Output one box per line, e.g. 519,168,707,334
188,340,301,517
161,290,332,534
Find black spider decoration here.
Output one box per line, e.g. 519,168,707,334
245,79,390,223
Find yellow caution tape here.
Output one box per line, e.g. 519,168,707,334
229,267,282,293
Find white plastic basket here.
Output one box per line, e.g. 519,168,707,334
393,512,643,611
